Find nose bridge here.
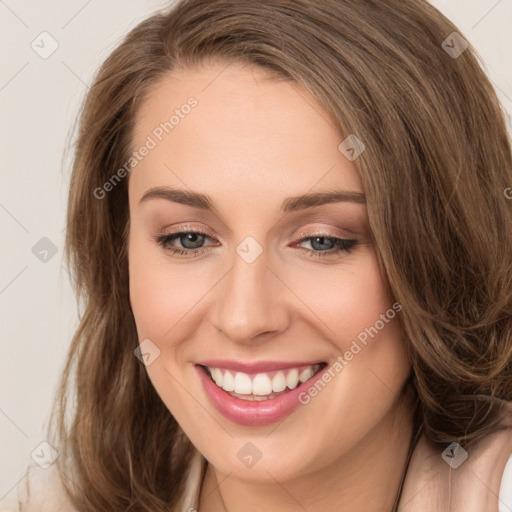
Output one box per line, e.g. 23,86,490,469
212,244,289,342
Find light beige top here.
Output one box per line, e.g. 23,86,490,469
2,444,511,511
0,448,206,512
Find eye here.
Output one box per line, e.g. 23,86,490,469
154,229,358,259
155,229,215,257
294,235,358,259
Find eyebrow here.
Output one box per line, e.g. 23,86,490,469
139,186,366,213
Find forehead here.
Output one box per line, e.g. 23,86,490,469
129,62,363,210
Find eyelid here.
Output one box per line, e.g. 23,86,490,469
155,224,359,261
292,225,357,241
159,223,217,239
158,224,354,245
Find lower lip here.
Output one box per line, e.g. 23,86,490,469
195,364,327,426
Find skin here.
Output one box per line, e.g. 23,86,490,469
126,61,511,512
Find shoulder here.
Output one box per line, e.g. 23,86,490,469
2,448,207,512
399,423,512,512
0,462,78,512
178,447,207,512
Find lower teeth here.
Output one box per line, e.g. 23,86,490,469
227,389,289,401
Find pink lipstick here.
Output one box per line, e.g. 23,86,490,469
195,359,328,426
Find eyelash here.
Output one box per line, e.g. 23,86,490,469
155,229,358,259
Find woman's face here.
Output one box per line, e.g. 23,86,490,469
128,61,411,483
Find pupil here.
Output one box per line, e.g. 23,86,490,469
182,233,204,249
311,236,333,251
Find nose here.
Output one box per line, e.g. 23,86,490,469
212,249,291,345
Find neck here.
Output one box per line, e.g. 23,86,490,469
199,392,416,512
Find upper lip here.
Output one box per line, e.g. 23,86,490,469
196,359,326,373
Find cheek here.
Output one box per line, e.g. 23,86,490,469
280,248,398,348
128,235,200,414
128,230,411,472
129,233,398,354
279,248,409,425
128,232,208,342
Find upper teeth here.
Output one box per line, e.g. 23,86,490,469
206,364,322,395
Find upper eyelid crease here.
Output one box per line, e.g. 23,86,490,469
139,186,366,213
156,231,357,259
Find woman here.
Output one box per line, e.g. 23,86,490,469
4,0,512,511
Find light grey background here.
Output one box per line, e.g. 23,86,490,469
1,0,511,508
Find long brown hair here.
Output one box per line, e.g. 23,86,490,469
50,0,512,510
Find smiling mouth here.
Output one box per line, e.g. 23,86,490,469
198,362,328,401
